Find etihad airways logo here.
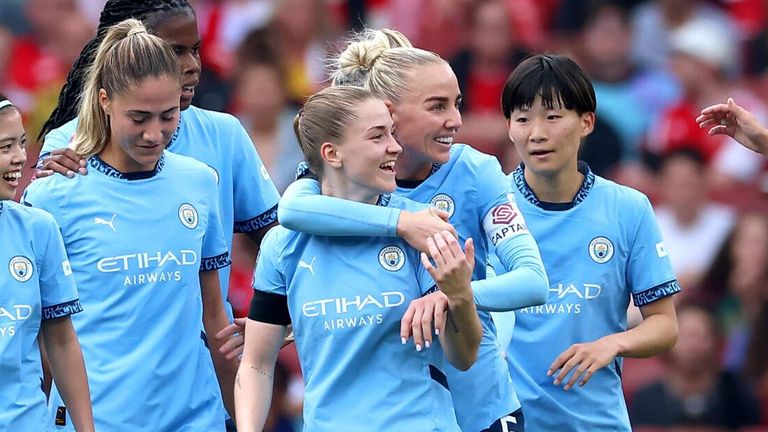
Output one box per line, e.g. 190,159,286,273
302,291,405,317
97,250,198,273
1,305,33,337
519,283,603,315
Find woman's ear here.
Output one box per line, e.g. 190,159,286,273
581,112,595,137
98,88,111,115
320,141,342,168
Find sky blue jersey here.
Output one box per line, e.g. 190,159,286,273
252,194,460,432
23,152,231,431
278,144,548,431
0,201,81,432
495,163,681,432
41,106,281,319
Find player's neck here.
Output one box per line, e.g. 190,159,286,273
320,175,381,205
524,166,584,203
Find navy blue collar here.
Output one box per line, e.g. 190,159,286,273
512,161,595,211
89,154,166,180
165,112,183,151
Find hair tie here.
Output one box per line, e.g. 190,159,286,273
127,27,147,37
0,100,14,110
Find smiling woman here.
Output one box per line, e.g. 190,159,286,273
0,95,94,431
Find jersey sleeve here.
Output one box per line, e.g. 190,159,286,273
278,177,400,237
20,179,56,216
628,196,681,307
36,212,82,320
38,118,78,163
200,170,232,271
412,248,438,296
249,230,290,324
472,158,549,311
229,117,281,234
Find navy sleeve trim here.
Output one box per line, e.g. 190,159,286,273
200,252,232,271
234,204,278,233
248,290,290,325
42,299,83,320
422,285,440,297
633,280,681,307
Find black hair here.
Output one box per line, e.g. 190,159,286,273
501,54,596,119
38,0,193,140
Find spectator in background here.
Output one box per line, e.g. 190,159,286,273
631,0,736,73
742,300,768,425
645,16,767,196
233,29,302,193
630,304,760,430
576,1,679,164
451,0,527,162
654,148,735,297
701,211,768,374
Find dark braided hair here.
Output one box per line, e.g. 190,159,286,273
38,0,192,141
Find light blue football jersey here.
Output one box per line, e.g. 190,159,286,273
254,194,460,432
496,163,681,432
23,151,231,431
279,144,548,431
41,105,281,320
0,201,81,432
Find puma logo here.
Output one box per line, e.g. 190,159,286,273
298,257,316,276
94,213,117,232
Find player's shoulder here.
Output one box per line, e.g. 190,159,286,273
260,225,303,260
162,151,218,182
41,117,79,154
592,175,651,208
186,105,242,131
449,143,500,168
3,200,58,231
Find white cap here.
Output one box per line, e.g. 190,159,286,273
668,17,736,72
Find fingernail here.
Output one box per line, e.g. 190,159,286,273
80,160,87,167
401,337,406,345
546,370,552,376
416,344,422,352
425,340,431,348
435,328,440,336
79,168,87,174
564,385,570,391
553,379,560,385
66,171,74,178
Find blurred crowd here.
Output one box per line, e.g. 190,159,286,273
2,0,768,429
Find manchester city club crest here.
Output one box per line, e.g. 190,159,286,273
9,256,34,282
379,245,405,271
588,236,615,264
178,203,199,229
430,193,455,218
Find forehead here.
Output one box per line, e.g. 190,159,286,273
150,10,199,45
350,99,392,131
110,75,181,107
0,110,24,138
402,62,459,102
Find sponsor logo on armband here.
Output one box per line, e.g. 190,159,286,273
484,202,528,246
656,241,668,258
61,260,72,276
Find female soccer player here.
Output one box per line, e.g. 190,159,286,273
0,96,93,431
36,0,281,325
277,29,548,432
497,54,680,431
235,85,482,432
23,20,237,430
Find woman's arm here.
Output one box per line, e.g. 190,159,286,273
200,270,240,418
697,98,768,156
279,178,454,252
41,317,94,432
548,296,678,390
235,319,287,432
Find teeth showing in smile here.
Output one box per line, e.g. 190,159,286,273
380,161,396,171
2,171,21,181
435,137,453,145
182,85,195,92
